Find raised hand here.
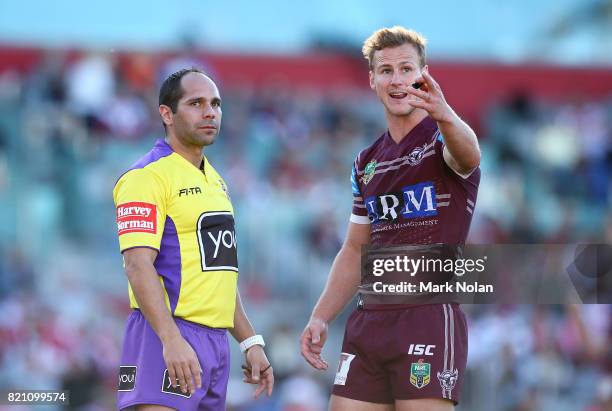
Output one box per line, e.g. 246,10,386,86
406,70,455,123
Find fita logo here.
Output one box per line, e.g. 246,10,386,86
361,160,377,185
179,187,202,197
410,359,431,389
437,368,459,392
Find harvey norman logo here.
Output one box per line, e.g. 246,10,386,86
365,181,438,223
116,202,157,235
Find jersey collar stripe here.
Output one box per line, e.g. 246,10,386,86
355,140,437,175
360,147,436,178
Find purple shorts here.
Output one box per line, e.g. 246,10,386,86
332,303,467,405
117,310,229,411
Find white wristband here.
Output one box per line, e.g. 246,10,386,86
239,334,265,353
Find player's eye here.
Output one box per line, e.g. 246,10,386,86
190,101,201,107
212,101,221,108
381,68,391,74
403,67,412,72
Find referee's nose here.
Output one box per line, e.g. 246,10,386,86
203,103,217,119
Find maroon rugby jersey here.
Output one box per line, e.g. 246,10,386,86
350,117,480,246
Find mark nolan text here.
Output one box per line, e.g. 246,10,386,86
373,281,494,294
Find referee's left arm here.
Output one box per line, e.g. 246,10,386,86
230,292,274,397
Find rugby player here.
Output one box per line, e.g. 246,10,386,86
300,27,481,411
113,68,273,410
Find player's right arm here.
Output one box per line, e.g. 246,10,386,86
122,247,202,395
300,221,370,370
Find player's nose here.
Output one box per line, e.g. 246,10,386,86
390,70,403,86
202,104,216,118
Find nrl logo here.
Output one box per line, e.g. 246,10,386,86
410,359,431,389
437,368,458,392
408,145,426,166
361,160,377,185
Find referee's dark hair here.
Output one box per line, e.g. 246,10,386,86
159,67,207,113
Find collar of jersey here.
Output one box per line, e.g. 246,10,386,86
155,138,210,181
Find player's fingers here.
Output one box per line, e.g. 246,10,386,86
310,326,321,344
407,99,431,111
412,76,429,92
189,362,202,390
300,333,318,364
250,362,261,383
167,365,178,388
300,332,328,369
254,380,267,398
265,367,274,396
406,86,429,101
422,71,440,91
300,345,321,368
253,367,272,399
310,344,323,354
241,366,258,384
174,365,187,393
318,355,329,370
184,363,197,394
300,332,312,354
304,347,328,370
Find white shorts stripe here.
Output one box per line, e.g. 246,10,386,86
449,304,455,371
442,304,449,399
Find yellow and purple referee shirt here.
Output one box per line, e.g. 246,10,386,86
113,139,237,328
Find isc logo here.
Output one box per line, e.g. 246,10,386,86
196,211,238,272
366,181,437,223
408,344,436,356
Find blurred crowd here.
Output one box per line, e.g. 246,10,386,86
0,50,610,410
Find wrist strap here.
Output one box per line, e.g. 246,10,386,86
240,334,265,353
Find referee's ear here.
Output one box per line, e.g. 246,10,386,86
159,104,174,127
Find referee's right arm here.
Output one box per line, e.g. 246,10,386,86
123,247,202,396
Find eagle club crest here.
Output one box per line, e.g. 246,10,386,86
408,145,426,166
409,360,431,389
361,160,377,185
437,368,459,392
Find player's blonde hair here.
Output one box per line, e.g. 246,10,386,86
362,26,427,70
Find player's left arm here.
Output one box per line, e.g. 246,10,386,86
229,291,274,398
407,70,481,176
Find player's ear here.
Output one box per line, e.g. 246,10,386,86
159,105,173,127
369,70,375,91
422,65,429,75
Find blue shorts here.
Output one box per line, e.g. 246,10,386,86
117,310,229,411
